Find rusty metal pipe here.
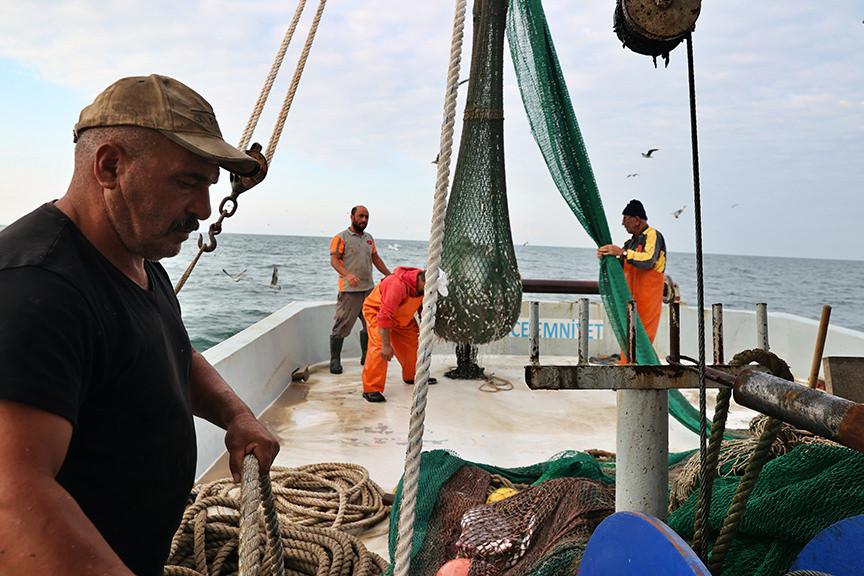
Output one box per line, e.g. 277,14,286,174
712,303,724,364
733,370,864,453
669,301,680,363
521,279,599,294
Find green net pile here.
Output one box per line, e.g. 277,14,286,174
506,0,708,436
383,450,615,576
669,443,864,576
384,445,864,576
435,0,522,345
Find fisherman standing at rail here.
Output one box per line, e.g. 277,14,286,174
0,74,280,576
329,205,391,374
597,199,667,345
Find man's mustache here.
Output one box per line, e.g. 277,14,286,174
170,216,200,234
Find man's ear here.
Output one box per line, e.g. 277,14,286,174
93,143,123,190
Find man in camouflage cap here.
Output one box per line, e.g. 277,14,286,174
0,75,279,575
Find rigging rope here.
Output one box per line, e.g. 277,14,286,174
174,0,327,293
392,1,468,574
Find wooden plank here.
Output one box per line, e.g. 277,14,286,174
823,357,864,403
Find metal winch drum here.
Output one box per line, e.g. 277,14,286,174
614,0,702,66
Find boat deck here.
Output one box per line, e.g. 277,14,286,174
200,353,758,556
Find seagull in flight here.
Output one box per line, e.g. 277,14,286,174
641,148,659,158
626,173,639,178
222,268,247,282
671,205,686,219
731,203,740,208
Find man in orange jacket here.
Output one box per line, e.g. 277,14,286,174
597,199,667,350
361,267,436,402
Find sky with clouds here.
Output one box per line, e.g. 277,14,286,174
1,1,862,259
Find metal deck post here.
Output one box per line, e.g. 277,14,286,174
529,301,540,366
756,302,769,351
616,300,669,518
578,298,590,365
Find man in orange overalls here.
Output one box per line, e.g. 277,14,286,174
361,267,436,402
597,199,667,349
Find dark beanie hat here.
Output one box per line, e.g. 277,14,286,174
622,199,647,220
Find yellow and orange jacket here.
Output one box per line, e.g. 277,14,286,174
621,226,666,342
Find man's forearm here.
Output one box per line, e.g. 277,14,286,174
189,349,254,429
330,255,351,278
0,475,133,575
380,327,391,347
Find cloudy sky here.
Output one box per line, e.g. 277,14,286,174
1,1,862,259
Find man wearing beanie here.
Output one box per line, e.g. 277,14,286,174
0,75,280,575
597,199,667,345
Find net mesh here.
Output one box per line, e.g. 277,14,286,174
384,450,615,576
435,0,523,345
505,0,709,437
385,444,864,576
668,443,864,576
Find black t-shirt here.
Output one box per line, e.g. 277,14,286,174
0,203,197,575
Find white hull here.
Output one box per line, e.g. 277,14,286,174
197,299,864,479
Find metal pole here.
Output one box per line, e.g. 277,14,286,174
669,301,681,363
756,303,769,351
529,300,540,366
713,303,724,364
807,305,832,389
626,300,637,363
579,298,590,365
616,389,670,518
617,300,668,519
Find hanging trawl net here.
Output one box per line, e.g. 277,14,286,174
435,0,523,345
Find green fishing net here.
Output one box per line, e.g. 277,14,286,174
506,0,707,436
669,444,864,576
435,0,523,345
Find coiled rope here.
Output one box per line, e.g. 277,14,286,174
165,457,390,575
392,1,468,575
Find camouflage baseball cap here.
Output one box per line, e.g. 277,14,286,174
73,74,259,176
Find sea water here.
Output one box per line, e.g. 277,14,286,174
161,233,864,351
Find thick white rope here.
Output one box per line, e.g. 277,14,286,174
264,0,327,164
392,1,468,574
237,0,308,152
239,455,263,576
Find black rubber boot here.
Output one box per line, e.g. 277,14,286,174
329,335,344,374
360,330,369,365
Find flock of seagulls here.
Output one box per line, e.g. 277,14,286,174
625,148,744,221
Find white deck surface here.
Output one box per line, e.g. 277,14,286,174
200,353,759,556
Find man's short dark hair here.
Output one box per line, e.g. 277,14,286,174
351,206,358,216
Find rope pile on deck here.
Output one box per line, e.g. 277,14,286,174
165,462,390,575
